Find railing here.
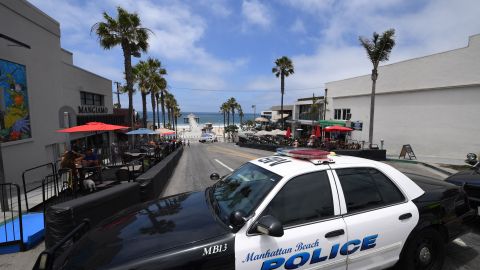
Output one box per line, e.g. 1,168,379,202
0,183,24,251
33,219,90,270
22,163,56,212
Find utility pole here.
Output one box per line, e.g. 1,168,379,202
323,88,328,120
113,82,122,108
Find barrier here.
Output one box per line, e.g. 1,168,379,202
0,183,24,254
44,182,140,250
135,146,184,201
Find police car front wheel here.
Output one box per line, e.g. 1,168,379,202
398,228,445,270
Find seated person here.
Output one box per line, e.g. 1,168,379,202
60,150,84,180
82,148,100,167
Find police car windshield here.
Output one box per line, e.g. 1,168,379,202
211,163,282,226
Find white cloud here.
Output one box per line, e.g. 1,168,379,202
290,18,306,34
248,0,480,107
199,0,232,17
242,0,272,29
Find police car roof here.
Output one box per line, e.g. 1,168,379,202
249,154,374,178
248,154,425,200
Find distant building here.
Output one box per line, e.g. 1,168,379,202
0,0,116,185
269,105,293,123
289,96,325,137
325,34,480,164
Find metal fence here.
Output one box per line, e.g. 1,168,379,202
0,183,24,251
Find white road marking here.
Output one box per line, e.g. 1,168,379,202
214,159,234,172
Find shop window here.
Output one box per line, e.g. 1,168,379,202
81,91,104,106
334,108,351,120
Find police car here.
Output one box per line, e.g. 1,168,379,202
48,149,475,270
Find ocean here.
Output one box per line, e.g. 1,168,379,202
146,112,256,126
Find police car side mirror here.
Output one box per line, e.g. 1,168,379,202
256,215,284,237
465,153,478,166
210,173,220,181
229,210,247,230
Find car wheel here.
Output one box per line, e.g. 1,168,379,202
397,228,445,270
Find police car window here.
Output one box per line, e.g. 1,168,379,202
212,163,282,226
368,168,405,204
336,168,404,213
262,171,334,227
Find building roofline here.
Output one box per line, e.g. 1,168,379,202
62,61,111,82
326,33,480,86
331,83,480,99
19,0,60,26
61,48,73,55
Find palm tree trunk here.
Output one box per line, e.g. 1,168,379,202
227,111,230,126
156,93,160,128
232,109,235,125
280,72,285,130
167,107,171,128
161,91,166,128
151,92,156,129
141,92,148,128
368,69,378,147
122,43,134,128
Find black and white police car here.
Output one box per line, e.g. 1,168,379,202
46,149,475,270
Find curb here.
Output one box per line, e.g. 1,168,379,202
386,158,454,176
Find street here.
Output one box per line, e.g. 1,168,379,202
163,142,480,270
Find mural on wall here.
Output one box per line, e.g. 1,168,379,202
0,59,31,142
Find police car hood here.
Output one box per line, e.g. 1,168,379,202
58,191,230,269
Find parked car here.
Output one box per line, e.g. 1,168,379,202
199,134,216,143
35,149,475,270
446,153,480,213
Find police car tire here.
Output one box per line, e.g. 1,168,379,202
398,228,445,270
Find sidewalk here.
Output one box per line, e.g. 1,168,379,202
386,154,460,178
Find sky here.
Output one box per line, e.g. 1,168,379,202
30,0,480,112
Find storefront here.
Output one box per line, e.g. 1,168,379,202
0,0,114,185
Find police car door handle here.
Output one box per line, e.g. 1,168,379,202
325,229,345,238
399,213,412,220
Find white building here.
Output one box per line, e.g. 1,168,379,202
1,0,115,185
325,34,480,164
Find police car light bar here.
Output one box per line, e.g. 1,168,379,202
276,148,334,164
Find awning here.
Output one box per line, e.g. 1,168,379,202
318,120,346,127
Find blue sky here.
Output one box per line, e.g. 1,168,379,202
30,0,480,112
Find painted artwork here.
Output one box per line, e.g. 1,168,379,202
0,59,31,142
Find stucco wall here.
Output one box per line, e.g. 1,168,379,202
332,86,480,164
0,0,112,185
327,35,480,98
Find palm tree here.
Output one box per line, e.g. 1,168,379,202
359,29,396,146
92,7,150,128
156,77,167,128
133,60,150,128
272,56,294,130
148,60,167,129
238,105,244,126
228,97,237,126
160,84,168,128
174,106,181,136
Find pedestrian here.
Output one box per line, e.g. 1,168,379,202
293,139,299,148
187,139,190,147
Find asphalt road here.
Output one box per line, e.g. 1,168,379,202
162,142,480,270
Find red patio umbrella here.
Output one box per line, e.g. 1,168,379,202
285,127,291,138
57,122,129,133
324,125,353,132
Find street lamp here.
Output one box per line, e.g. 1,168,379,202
252,105,256,120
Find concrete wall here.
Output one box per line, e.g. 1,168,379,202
327,34,480,98
332,86,480,164
325,34,480,164
0,0,112,185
